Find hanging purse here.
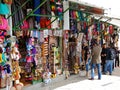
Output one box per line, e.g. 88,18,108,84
0,3,9,15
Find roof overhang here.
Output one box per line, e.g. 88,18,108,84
91,14,120,28
68,0,104,15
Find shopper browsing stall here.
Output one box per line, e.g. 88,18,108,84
89,40,102,80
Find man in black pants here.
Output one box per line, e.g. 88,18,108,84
101,43,107,73
115,47,120,67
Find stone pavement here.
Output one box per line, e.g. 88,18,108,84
54,75,120,90
1,67,120,90
23,67,120,90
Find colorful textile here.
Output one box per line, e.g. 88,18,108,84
0,3,9,15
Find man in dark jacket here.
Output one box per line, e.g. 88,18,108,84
104,44,115,75
101,43,107,73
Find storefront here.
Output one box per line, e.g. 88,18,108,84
0,0,64,87
0,0,120,89
62,0,120,74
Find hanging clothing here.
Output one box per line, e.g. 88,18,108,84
11,0,24,28
0,1,9,15
33,0,41,23
51,11,59,29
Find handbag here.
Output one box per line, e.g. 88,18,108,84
0,3,9,15
0,16,9,30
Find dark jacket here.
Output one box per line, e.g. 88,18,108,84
106,48,116,60
101,47,107,61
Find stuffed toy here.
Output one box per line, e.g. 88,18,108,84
8,36,17,47
74,62,80,74
64,66,70,79
11,47,20,61
12,61,21,80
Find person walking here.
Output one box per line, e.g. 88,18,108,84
82,42,91,77
101,43,107,73
104,44,115,75
89,40,102,80
115,47,120,67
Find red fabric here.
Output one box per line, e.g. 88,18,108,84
3,0,12,5
83,22,87,30
40,18,46,28
40,18,51,29
26,56,32,63
46,19,51,29
109,25,113,34
0,16,9,30
20,20,29,29
0,36,4,43
20,20,29,37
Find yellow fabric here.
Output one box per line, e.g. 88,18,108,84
0,53,2,63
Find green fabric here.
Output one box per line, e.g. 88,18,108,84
0,53,7,66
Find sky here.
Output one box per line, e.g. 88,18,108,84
80,0,120,18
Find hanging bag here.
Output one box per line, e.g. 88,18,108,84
0,2,9,15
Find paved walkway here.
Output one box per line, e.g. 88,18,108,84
23,67,120,90
1,67,120,90
54,75,120,90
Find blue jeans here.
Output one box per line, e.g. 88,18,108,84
104,60,114,75
86,59,91,72
91,63,101,79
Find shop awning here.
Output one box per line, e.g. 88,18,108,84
68,0,120,28
68,0,104,15
91,14,120,28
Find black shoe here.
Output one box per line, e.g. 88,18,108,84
102,72,106,75
98,78,101,80
109,73,112,75
89,78,94,80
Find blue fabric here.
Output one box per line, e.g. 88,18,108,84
104,60,114,75
86,58,91,72
0,3,9,15
34,0,41,23
78,11,84,21
31,30,40,39
91,63,101,79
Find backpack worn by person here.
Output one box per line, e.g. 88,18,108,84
109,48,115,60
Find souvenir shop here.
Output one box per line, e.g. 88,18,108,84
13,0,63,85
0,0,120,89
63,0,119,74
0,0,63,87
